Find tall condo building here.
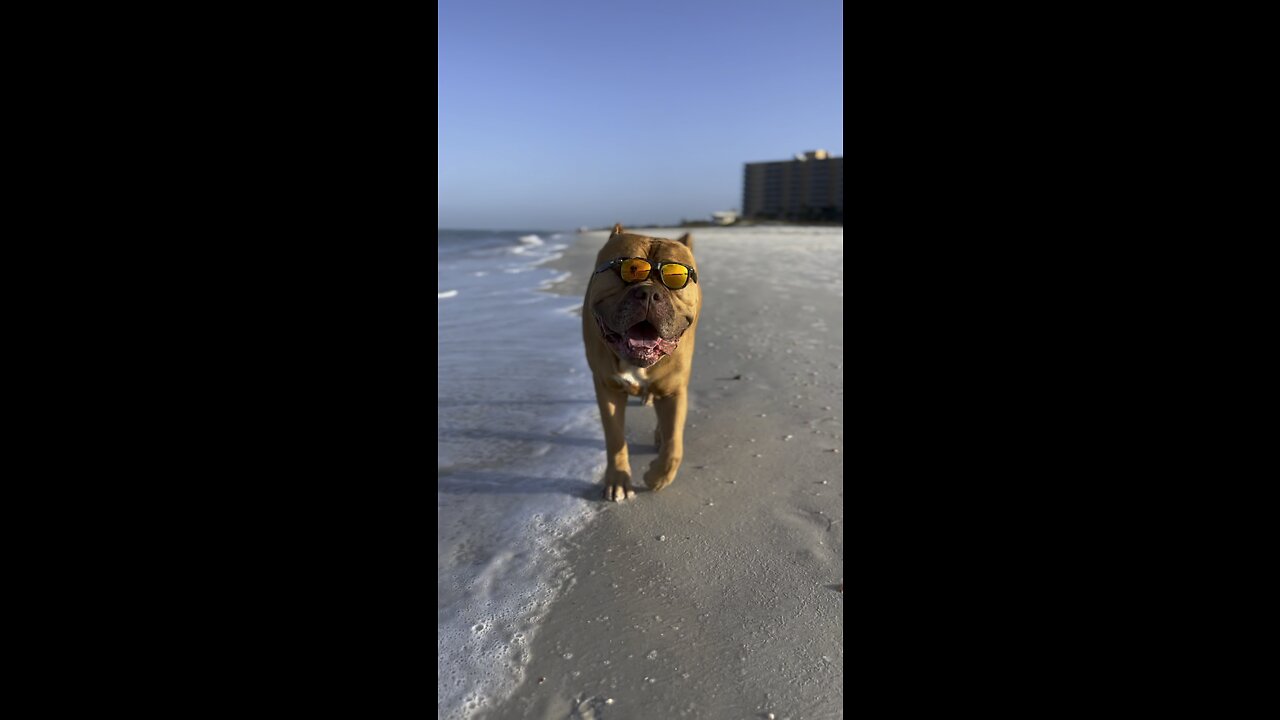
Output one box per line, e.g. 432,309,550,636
742,150,843,222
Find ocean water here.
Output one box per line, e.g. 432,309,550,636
437,230,604,719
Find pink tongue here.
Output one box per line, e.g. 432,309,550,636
627,324,661,349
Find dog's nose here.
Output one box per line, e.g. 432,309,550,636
629,284,665,307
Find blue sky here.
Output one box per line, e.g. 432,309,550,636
438,0,843,230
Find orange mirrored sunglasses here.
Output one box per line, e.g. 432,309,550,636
593,257,698,290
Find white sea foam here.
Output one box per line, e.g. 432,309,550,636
439,290,459,299
510,235,546,254
437,229,603,719
437,419,601,719
530,244,568,266
538,271,572,290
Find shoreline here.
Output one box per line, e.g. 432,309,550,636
483,226,844,719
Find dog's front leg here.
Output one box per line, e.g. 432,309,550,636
595,379,634,501
645,391,686,491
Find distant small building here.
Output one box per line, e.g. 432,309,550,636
742,150,843,223
711,210,738,225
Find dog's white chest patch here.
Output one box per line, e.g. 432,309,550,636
612,363,651,401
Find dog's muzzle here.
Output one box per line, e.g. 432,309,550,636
595,313,683,368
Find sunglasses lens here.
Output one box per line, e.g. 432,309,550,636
660,264,689,289
620,259,651,282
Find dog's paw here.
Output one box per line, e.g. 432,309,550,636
603,468,636,502
643,456,682,492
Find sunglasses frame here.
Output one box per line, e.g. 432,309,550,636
593,257,699,289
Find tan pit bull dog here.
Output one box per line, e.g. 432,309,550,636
584,224,701,502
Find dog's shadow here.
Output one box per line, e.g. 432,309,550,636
438,469,597,498
438,469,661,502
438,428,602,449
438,420,662,500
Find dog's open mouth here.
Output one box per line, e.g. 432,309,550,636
597,316,682,368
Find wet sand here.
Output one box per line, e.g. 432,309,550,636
483,226,844,719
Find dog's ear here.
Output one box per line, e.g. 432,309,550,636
676,233,693,250
612,223,624,236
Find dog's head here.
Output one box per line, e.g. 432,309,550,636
587,224,701,368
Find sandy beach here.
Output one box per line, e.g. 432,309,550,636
466,226,844,719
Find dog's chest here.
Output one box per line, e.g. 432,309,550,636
611,362,653,404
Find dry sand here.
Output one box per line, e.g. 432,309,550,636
481,227,844,719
